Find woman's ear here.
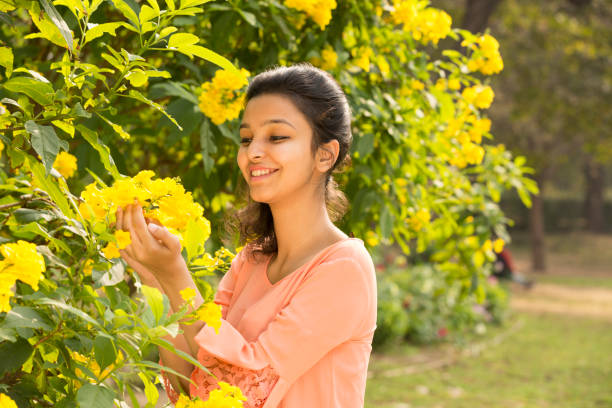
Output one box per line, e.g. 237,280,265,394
316,139,340,173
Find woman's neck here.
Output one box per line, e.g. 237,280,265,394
268,191,347,265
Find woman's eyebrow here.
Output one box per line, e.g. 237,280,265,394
239,118,296,130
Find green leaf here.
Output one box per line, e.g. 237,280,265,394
25,120,68,175
84,22,126,45
52,119,75,137
3,76,55,106
111,0,140,29
123,89,182,130
184,217,211,261
171,43,238,74
76,384,116,408
35,297,101,328
96,113,131,140
0,46,13,78
3,306,52,330
199,117,216,175
179,0,211,8
40,0,74,52
141,285,164,325
53,0,86,18
138,373,159,406
26,2,72,49
94,335,117,371
0,338,33,375
139,4,158,22
168,32,199,48
149,81,198,104
76,124,121,180
380,205,394,239
355,133,374,158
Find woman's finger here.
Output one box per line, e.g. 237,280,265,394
124,204,144,252
116,206,124,230
130,202,157,249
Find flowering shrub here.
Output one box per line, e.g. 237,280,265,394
0,0,537,405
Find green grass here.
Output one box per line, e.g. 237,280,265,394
530,274,612,289
365,312,612,408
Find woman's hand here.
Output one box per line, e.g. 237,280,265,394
115,202,187,283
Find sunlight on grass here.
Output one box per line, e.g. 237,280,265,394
365,312,612,408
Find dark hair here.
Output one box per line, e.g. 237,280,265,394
225,63,352,259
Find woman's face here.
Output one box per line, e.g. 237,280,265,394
237,93,320,204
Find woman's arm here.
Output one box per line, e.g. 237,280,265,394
115,204,204,392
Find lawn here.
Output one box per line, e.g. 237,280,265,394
365,232,612,408
365,311,612,408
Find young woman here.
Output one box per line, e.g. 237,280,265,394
115,64,377,407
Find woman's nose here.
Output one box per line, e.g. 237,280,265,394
247,138,265,161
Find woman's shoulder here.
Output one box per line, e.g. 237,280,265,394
313,237,374,272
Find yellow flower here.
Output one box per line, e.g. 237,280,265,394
70,349,124,382
102,242,120,259
407,209,430,231
462,142,485,165
353,46,372,72
180,287,197,302
376,55,390,77
493,238,504,253
199,68,250,125
83,259,94,276
411,79,425,90
482,239,493,252
284,0,337,30
448,78,461,90
365,231,379,247
0,240,45,291
412,8,452,45
462,85,494,109
320,46,338,70
53,151,78,178
391,0,420,27
0,393,17,408
114,230,131,250
0,140,4,159
195,302,222,334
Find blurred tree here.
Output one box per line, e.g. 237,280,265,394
435,0,612,270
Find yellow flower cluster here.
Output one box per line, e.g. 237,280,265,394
0,240,46,313
195,301,222,334
483,238,504,253
461,85,494,109
407,209,431,231
391,1,452,45
79,170,210,258
0,393,17,408
284,0,337,30
101,230,132,259
464,34,504,75
311,45,338,71
353,46,373,72
52,151,78,179
175,381,247,408
198,68,250,125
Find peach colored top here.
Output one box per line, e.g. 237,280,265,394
164,237,377,407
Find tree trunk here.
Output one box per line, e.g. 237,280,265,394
583,158,606,233
461,0,503,33
529,173,547,272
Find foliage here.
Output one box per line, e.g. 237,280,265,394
0,0,537,405
373,254,509,347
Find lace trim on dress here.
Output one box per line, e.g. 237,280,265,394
161,355,280,408
191,354,279,408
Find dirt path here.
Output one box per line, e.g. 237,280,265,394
510,282,612,321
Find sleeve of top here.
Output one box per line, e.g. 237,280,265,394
159,251,243,404
193,256,372,406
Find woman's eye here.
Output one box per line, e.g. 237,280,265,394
270,136,288,142
240,138,252,145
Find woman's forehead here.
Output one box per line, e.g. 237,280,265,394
241,94,310,130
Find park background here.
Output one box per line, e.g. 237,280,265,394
0,0,610,407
